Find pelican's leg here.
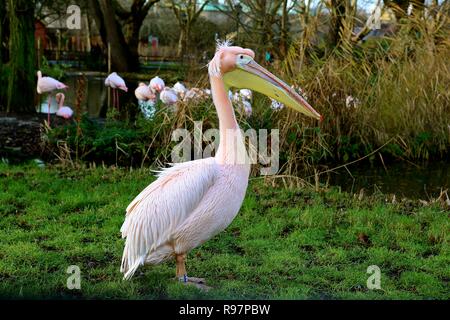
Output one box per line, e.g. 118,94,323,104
175,253,208,289
176,253,187,282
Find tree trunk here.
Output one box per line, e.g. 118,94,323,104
126,2,152,68
0,3,5,110
6,0,35,114
96,0,137,72
0,2,4,63
177,27,187,58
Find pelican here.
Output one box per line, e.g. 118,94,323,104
120,42,321,284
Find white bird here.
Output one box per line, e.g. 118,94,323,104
36,70,68,126
36,71,68,94
232,91,241,103
183,88,208,102
135,82,155,101
230,89,253,117
173,82,188,97
120,42,322,285
228,90,233,101
242,100,252,117
346,95,361,108
55,93,73,119
105,72,128,110
150,76,165,93
135,83,157,119
239,89,252,101
160,87,178,105
270,98,284,110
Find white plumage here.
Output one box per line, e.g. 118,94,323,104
160,87,178,105
173,82,187,96
242,100,252,117
36,71,68,94
120,156,249,280
239,89,252,101
105,72,127,91
135,83,155,101
119,41,321,285
150,76,165,93
270,98,284,110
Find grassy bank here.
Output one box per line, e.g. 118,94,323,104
0,163,448,299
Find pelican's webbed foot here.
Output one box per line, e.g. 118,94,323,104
178,275,211,291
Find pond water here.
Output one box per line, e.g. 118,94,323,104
326,161,450,199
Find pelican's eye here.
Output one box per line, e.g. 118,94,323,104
236,54,252,67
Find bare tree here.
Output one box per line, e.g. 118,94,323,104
114,0,160,65
222,0,300,60
89,0,160,72
166,0,210,58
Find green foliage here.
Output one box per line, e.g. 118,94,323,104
0,164,448,299
40,56,65,80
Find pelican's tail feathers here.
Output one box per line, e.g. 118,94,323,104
121,254,145,280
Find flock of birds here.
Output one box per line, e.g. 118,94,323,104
36,70,298,126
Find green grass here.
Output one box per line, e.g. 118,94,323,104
0,163,448,300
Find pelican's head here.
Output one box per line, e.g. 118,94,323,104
208,41,322,121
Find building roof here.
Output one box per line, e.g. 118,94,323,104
203,3,229,12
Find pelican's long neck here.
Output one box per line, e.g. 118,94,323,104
210,75,238,133
210,75,246,165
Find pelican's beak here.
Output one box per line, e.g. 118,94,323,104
223,60,322,121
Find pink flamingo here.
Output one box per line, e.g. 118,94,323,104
120,42,321,285
36,71,68,126
159,87,178,105
55,93,74,119
105,72,128,110
149,76,165,93
134,82,156,101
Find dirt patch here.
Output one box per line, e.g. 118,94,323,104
0,113,72,162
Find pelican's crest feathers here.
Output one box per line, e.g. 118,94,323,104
208,39,232,78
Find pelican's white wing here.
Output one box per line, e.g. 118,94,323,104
120,157,218,279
